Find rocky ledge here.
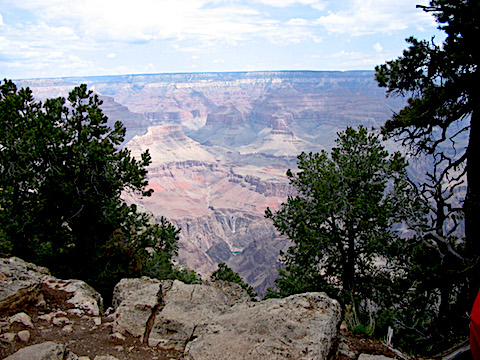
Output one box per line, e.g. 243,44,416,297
0,257,402,360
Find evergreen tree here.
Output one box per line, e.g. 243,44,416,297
211,263,257,300
265,126,420,314
0,80,179,300
375,0,479,310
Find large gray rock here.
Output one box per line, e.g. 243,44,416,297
0,257,103,315
112,277,167,339
0,257,49,311
113,278,250,349
148,279,251,350
184,292,341,360
4,341,78,360
113,277,341,359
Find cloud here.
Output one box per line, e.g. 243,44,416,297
1,0,443,78
4,0,434,55
5,0,323,47
373,42,383,52
0,14,103,78
327,48,395,70
256,0,326,9
10,0,253,43
316,0,436,36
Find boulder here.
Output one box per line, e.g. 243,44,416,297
3,341,79,360
0,257,103,316
48,279,103,316
112,277,166,339
113,278,251,349
184,292,341,360
113,278,341,359
148,280,251,350
0,257,49,311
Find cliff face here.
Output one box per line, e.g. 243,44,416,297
19,71,405,295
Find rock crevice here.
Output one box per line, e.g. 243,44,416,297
1,257,402,360
112,278,342,360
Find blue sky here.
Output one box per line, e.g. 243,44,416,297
0,0,443,79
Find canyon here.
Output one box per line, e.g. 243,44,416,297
17,71,406,296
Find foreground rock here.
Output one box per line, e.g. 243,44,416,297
0,257,181,359
2,257,404,359
3,341,79,360
112,277,342,359
184,292,341,360
0,257,102,315
113,277,253,349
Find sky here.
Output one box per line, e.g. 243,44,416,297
0,0,444,80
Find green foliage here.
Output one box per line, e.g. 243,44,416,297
211,263,257,300
266,126,418,305
265,126,432,351
0,80,179,302
173,267,202,284
375,0,478,298
375,1,477,352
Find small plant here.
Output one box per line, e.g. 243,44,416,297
344,296,375,337
211,263,257,300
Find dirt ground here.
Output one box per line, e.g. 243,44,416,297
0,283,453,360
0,284,182,359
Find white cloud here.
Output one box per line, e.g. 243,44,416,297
14,0,260,44
0,14,103,78
316,0,436,36
0,0,444,78
373,42,383,52
5,0,324,47
256,0,326,9
327,48,396,70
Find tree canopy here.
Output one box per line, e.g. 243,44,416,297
0,80,179,300
211,262,257,300
375,0,479,309
265,126,418,306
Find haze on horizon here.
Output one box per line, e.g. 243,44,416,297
1,0,443,80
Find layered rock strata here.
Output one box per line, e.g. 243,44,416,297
16,71,407,294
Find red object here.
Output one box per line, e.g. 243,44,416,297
471,289,480,360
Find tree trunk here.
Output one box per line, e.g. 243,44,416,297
466,104,480,310
342,232,356,298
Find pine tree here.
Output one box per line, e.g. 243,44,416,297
0,80,179,300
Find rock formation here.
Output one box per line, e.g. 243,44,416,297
16,71,407,295
112,277,342,360
0,257,102,316
0,257,108,359
1,256,404,359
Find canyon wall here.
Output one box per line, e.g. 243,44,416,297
17,71,405,295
